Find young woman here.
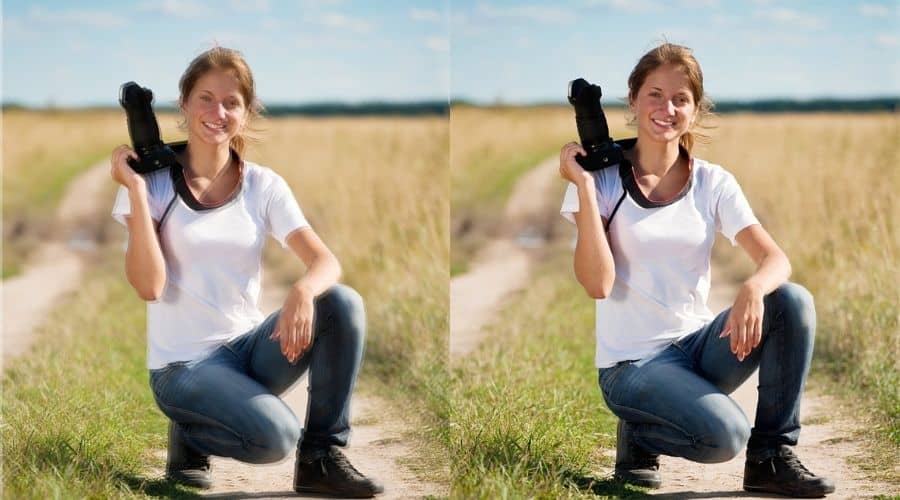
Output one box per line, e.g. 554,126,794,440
110,47,383,498
559,43,835,497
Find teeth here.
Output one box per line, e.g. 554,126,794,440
203,122,225,130
652,119,674,126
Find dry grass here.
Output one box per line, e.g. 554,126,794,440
1,109,183,277
246,115,449,410
694,112,899,446
449,105,629,272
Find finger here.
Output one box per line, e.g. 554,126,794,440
752,316,762,348
737,320,749,360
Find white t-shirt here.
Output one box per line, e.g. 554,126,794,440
560,157,759,368
112,161,310,369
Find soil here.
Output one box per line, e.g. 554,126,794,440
2,161,444,499
448,156,898,498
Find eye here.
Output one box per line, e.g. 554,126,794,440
199,94,212,102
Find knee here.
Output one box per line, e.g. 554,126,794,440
695,414,751,464
767,282,816,337
246,407,301,464
317,284,366,337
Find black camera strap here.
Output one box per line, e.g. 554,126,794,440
602,138,693,233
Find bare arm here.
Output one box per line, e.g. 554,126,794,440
123,183,167,300
110,145,166,301
560,142,616,299
272,227,342,363
721,224,792,361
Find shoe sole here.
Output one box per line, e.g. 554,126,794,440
744,483,834,498
614,471,662,489
294,485,379,498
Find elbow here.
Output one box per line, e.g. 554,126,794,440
580,276,615,300
134,283,164,302
585,284,612,300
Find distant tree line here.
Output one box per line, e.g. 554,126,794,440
3,98,896,115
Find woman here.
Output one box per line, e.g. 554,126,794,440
110,47,383,498
559,43,835,497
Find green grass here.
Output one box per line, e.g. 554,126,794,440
1,248,201,498
448,249,653,498
2,149,113,279
451,146,558,275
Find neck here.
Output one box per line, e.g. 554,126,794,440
184,141,232,178
632,137,682,177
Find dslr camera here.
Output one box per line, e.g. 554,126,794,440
119,81,177,174
567,78,624,171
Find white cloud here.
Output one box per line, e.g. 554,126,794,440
410,7,441,22
756,7,825,29
230,0,270,12
317,12,374,34
678,0,719,8
137,0,211,19
476,3,576,24
876,34,899,47
859,3,894,17
583,0,664,13
27,6,128,28
425,36,449,52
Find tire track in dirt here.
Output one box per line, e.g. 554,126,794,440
3,160,444,499
449,156,897,498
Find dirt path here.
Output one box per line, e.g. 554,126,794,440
449,156,896,498
2,161,442,498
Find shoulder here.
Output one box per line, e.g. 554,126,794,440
242,160,290,192
691,157,738,195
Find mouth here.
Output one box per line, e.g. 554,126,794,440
202,121,227,131
651,118,676,128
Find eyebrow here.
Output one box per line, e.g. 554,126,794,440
198,89,243,100
649,86,691,97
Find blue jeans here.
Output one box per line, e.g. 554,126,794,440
598,282,816,463
149,285,366,464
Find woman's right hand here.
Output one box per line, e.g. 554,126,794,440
559,142,593,187
110,145,144,190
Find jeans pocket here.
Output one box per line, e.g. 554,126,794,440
598,361,631,402
149,361,188,403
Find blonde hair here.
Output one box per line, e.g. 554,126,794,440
178,46,264,156
627,42,714,153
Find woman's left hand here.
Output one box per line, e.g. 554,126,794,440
271,284,316,363
720,282,765,361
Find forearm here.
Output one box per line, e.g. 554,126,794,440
573,183,616,298
743,250,792,295
292,253,342,298
125,187,167,300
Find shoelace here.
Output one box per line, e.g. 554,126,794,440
328,448,365,480
779,448,813,478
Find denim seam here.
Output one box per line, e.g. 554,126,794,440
154,398,251,449
605,399,697,446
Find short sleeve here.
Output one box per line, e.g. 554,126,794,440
560,172,611,225
267,175,311,248
111,183,164,226
715,171,760,246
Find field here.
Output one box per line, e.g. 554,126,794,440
1,111,449,497
448,107,899,496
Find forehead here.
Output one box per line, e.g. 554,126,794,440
643,64,693,93
193,69,244,99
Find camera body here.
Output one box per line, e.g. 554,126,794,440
119,81,177,174
567,78,624,171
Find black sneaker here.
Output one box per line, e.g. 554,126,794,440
614,420,662,489
294,445,384,498
165,422,212,490
744,445,835,497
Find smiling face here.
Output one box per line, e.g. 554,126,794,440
629,63,698,146
180,68,248,148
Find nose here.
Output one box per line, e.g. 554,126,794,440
214,103,227,120
665,100,676,115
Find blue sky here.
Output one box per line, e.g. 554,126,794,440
3,0,898,107
2,0,450,107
